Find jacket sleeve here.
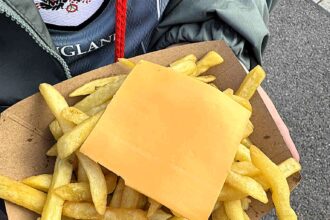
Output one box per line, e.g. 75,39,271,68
149,0,277,70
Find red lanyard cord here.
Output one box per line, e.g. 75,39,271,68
115,0,127,61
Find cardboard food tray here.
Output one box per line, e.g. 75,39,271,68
0,41,301,220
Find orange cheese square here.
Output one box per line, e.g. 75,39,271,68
80,61,251,220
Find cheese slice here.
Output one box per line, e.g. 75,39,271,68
80,61,251,220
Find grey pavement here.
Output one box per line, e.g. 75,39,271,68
261,0,330,219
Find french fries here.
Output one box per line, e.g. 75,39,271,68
0,175,46,214
105,173,118,194
225,93,252,112
76,152,107,215
57,111,103,159
170,54,197,66
118,58,136,69
235,144,251,162
86,100,110,116
74,75,126,112
77,160,89,182
41,157,73,220
120,186,145,209
224,200,244,220
235,65,266,100
241,138,253,148
110,178,125,208
243,120,254,138
250,146,297,219
39,83,75,133
254,157,302,190
62,202,101,219
61,107,89,124
195,75,217,83
54,182,92,202
70,75,127,97
46,144,57,156
49,120,63,140
241,197,251,211
195,51,224,76
147,198,162,217
225,171,268,204
218,184,246,201
149,209,172,220
170,60,197,76
0,52,302,220
103,208,148,220
231,161,260,177
212,203,228,220
22,174,52,192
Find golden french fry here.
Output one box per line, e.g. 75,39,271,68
76,152,107,215
208,83,217,88
103,208,148,220
57,111,103,159
223,88,234,95
86,101,110,116
39,83,75,133
0,175,46,214
243,120,254,138
70,75,126,97
147,198,162,217
195,51,224,76
49,120,63,140
138,195,147,209
110,178,125,208
54,173,117,202
241,197,251,211
120,186,144,209
241,138,253,148
149,209,172,220
169,217,188,220
235,65,266,100
46,144,57,157
74,75,126,112
225,93,252,112
231,161,260,177
225,171,268,204
254,157,301,190
21,174,52,192
195,75,216,83
61,107,89,124
243,211,250,220
250,146,297,219
118,58,136,69
224,200,244,220
235,144,251,162
218,184,247,201
170,60,197,76
77,161,89,182
62,202,101,220
105,173,118,194
212,202,228,220
54,182,92,202
170,54,197,66
278,158,302,178
41,157,73,220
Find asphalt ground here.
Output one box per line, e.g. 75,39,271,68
261,0,330,219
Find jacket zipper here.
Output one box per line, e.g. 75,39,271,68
0,0,72,79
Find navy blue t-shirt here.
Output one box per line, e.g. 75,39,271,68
35,0,169,76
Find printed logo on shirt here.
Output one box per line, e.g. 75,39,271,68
57,34,115,57
34,0,106,27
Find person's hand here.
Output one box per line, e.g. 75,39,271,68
257,87,300,161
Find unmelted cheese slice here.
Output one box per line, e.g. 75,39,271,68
80,61,251,220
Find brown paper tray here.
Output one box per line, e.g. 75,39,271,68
0,41,300,220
